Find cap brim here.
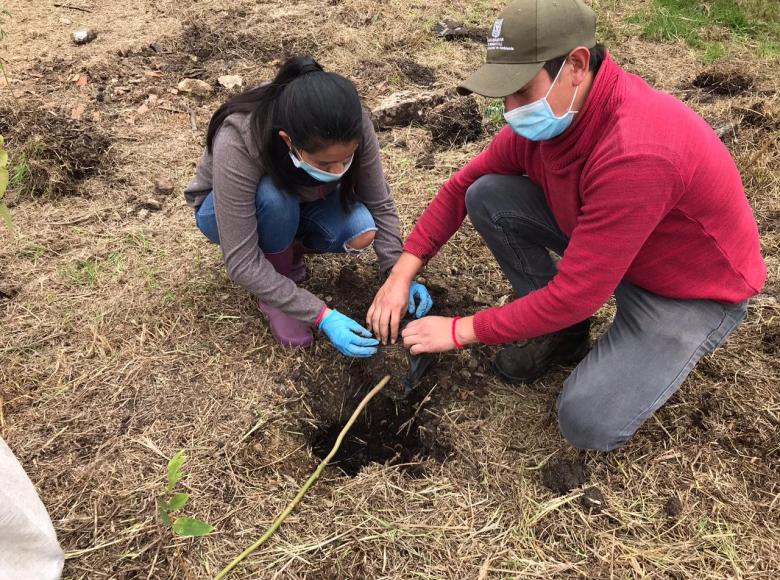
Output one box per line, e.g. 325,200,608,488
457,62,545,98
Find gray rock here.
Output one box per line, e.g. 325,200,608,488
177,78,213,97
217,75,244,90
140,198,162,211
72,28,98,45
371,91,447,130
154,176,175,195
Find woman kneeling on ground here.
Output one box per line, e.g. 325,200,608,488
184,56,432,356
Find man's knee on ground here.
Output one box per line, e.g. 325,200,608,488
557,395,626,452
464,175,498,219
345,229,375,251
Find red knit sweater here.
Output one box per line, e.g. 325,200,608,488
403,54,766,345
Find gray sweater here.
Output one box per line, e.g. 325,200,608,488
184,109,403,322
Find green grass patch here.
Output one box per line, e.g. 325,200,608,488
63,251,127,287
629,0,780,59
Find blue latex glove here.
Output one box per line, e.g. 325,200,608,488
320,310,379,358
408,281,433,318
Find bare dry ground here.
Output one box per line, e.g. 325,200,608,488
0,0,778,578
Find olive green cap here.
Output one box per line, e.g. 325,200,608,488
459,0,596,98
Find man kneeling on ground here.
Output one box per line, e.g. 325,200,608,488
366,0,766,451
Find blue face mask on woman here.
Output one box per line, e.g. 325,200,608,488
503,62,579,141
289,149,353,183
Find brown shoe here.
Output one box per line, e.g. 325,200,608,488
494,319,590,384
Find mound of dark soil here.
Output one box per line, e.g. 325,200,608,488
392,58,436,86
541,458,588,494
180,12,316,62
692,69,754,96
0,106,111,198
425,96,483,147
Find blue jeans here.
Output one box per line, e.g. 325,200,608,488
195,176,377,253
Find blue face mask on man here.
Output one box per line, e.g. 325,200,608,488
289,148,353,183
503,62,579,141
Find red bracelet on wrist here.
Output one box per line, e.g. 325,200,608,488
313,305,329,328
452,316,464,349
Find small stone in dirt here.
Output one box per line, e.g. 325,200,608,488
72,28,97,45
425,95,483,147
541,458,588,495
154,176,175,194
137,208,150,220
581,486,605,513
371,91,447,130
664,495,683,518
432,19,488,42
177,78,213,97
218,75,244,90
140,197,162,211
692,69,753,96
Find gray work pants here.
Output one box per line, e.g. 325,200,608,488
465,175,748,451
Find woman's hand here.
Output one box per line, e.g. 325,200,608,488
319,309,379,357
402,315,477,355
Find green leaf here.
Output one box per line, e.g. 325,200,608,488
0,202,12,233
0,166,8,198
159,506,172,527
172,517,215,537
166,450,186,492
0,149,7,169
167,493,189,512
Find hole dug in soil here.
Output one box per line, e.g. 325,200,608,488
299,265,452,476
307,350,449,477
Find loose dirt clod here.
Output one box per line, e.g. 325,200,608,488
425,96,483,147
581,486,605,513
761,325,780,355
541,458,588,494
432,19,488,42
692,69,754,96
665,495,683,518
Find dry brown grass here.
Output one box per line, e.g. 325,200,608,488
0,0,778,578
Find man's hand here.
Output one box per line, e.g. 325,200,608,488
402,315,477,355
367,252,424,344
367,274,411,345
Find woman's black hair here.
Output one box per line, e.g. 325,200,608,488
206,56,363,208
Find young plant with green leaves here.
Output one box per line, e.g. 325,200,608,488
0,134,11,232
158,450,215,537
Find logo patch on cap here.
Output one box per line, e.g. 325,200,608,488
487,18,513,52
491,18,504,38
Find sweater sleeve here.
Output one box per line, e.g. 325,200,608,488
355,109,404,274
473,153,684,344
403,126,524,262
211,122,326,322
